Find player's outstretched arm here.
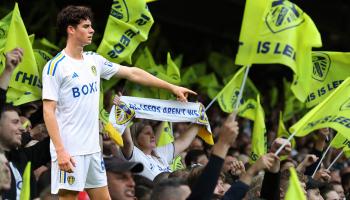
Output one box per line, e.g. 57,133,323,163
116,66,196,102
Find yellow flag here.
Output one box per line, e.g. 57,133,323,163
97,0,154,64
305,52,350,108
20,162,31,200
238,98,257,121
4,3,41,103
283,79,305,121
157,121,174,147
197,73,221,99
170,155,185,171
216,66,259,113
216,66,245,113
285,167,307,200
182,67,197,87
208,52,240,80
0,11,12,51
249,95,267,163
104,122,124,147
277,112,296,148
344,150,350,158
290,77,350,139
235,0,322,102
39,38,60,51
330,133,350,152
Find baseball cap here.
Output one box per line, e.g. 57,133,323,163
104,157,144,173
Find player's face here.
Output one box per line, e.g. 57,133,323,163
70,19,94,46
0,111,24,150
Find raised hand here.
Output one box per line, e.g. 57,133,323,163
5,48,23,72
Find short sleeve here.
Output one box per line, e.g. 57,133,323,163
128,146,144,162
91,53,120,80
42,63,61,101
155,143,175,164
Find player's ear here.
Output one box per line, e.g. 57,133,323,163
67,25,76,35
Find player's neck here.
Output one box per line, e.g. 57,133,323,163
64,42,84,60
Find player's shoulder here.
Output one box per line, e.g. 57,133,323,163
44,51,67,76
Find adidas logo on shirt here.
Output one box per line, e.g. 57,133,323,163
72,72,79,79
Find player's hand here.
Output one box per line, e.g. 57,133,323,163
171,85,197,102
56,149,76,173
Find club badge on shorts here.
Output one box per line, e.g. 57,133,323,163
67,175,75,185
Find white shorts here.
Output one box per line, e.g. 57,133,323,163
51,152,107,194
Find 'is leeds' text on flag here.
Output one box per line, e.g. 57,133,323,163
305,52,350,108
235,0,322,102
290,77,350,141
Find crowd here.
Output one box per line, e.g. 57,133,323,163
0,4,350,200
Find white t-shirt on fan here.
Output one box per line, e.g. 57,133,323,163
127,144,175,180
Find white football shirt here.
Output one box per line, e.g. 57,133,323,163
42,50,120,160
127,143,174,180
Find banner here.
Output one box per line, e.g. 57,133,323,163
305,52,350,107
109,96,213,144
97,0,154,64
290,77,350,140
235,0,322,102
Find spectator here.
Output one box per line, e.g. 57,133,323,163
0,150,11,195
184,149,208,168
331,181,345,200
151,178,190,200
105,156,144,200
0,104,50,199
320,185,341,200
120,117,201,180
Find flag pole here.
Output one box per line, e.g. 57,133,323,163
205,96,217,112
232,65,251,118
274,131,297,156
326,150,343,171
311,144,332,178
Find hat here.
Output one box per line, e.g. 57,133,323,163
104,157,144,173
